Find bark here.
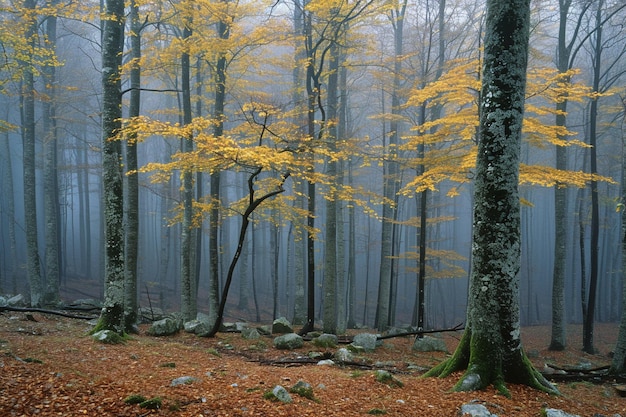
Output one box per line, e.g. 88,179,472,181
22,0,43,307
95,0,126,334
43,2,60,305
424,0,558,396
180,19,196,322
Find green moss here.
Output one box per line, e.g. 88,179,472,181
124,394,146,405
349,370,364,378
290,381,317,401
374,370,404,388
160,362,176,368
367,408,387,415
207,347,221,357
139,397,162,410
23,357,43,364
263,390,278,401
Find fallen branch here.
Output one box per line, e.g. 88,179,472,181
376,322,465,341
0,306,97,320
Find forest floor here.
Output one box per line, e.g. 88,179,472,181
0,312,624,417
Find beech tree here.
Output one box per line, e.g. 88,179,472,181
424,0,558,395
94,0,126,334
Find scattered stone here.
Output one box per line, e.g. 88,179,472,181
273,333,303,350
184,319,209,334
412,335,447,353
352,333,379,352
460,403,497,417
138,306,164,322
313,333,338,348
7,294,26,307
0,296,7,307
308,351,324,360
257,325,272,336
374,370,403,388
317,359,335,366
170,376,199,386
221,322,237,332
543,409,580,417
334,347,354,362
92,330,125,344
272,385,293,403
147,317,180,336
290,380,315,400
272,317,293,334
242,328,260,340
374,361,395,368
235,322,248,332
70,298,102,309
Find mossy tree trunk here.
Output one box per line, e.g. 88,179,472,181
95,0,126,334
424,0,558,397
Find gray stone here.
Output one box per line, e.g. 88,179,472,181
0,296,7,307
91,330,124,344
316,359,335,366
272,385,292,403
313,333,338,348
257,325,272,336
221,322,237,332
334,347,354,362
544,409,580,417
272,317,293,334
184,319,210,335
459,403,497,417
274,333,303,350
171,376,199,386
70,298,102,308
412,335,447,352
147,317,180,336
352,333,379,352
7,294,26,306
242,328,260,340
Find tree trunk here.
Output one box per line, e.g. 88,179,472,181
43,2,61,305
424,0,557,396
95,0,126,333
22,0,43,307
124,0,141,329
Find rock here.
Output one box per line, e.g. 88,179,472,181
92,330,124,344
272,385,292,403
171,376,199,386
183,319,210,335
272,317,293,334
221,322,237,332
0,296,7,307
412,335,447,352
290,380,315,400
7,294,26,307
138,306,164,322
313,333,338,348
274,333,303,350
543,409,580,417
459,403,497,417
147,317,180,336
334,347,354,362
242,328,260,340
317,359,335,366
257,325,272,336
70,298,102,309
374,370,403,388
352,333,379,352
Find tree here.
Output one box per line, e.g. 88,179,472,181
424,0,558,396
94,0,126,334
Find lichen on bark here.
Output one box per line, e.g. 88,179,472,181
423,0,558,397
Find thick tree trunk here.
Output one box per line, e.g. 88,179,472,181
424,0,557,396
96,0,126,333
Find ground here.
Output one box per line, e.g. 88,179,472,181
0,312,624,416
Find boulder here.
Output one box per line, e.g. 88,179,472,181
272,317,293,334
184,319,210,335
544,409,580,417
334,348,354,362
273,333,303,350
412,335,447,352
272,385,292,403
459,403,497,417
352,333,379,352
313,333,338,348
147,317,180,336
242,328,260,340
171,376,199,386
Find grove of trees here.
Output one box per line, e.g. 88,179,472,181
1,0,626,381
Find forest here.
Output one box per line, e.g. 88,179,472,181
1,0,626,354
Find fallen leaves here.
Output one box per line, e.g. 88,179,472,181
0,314,624,416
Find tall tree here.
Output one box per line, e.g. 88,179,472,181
21,0,43,307
94,0,126,333
424,0,558,395
124,0,142,329
42,0,61,305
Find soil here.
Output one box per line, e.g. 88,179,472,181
0,312,624,417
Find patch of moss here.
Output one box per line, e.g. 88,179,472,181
290,382,316,401
374,370,404,388
263,390,278,401
23,357,43,364
160,362,176,368
124,394,146,405
367,408,387,415
349,370,364,378
207,347,221,357
139,397,162,410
